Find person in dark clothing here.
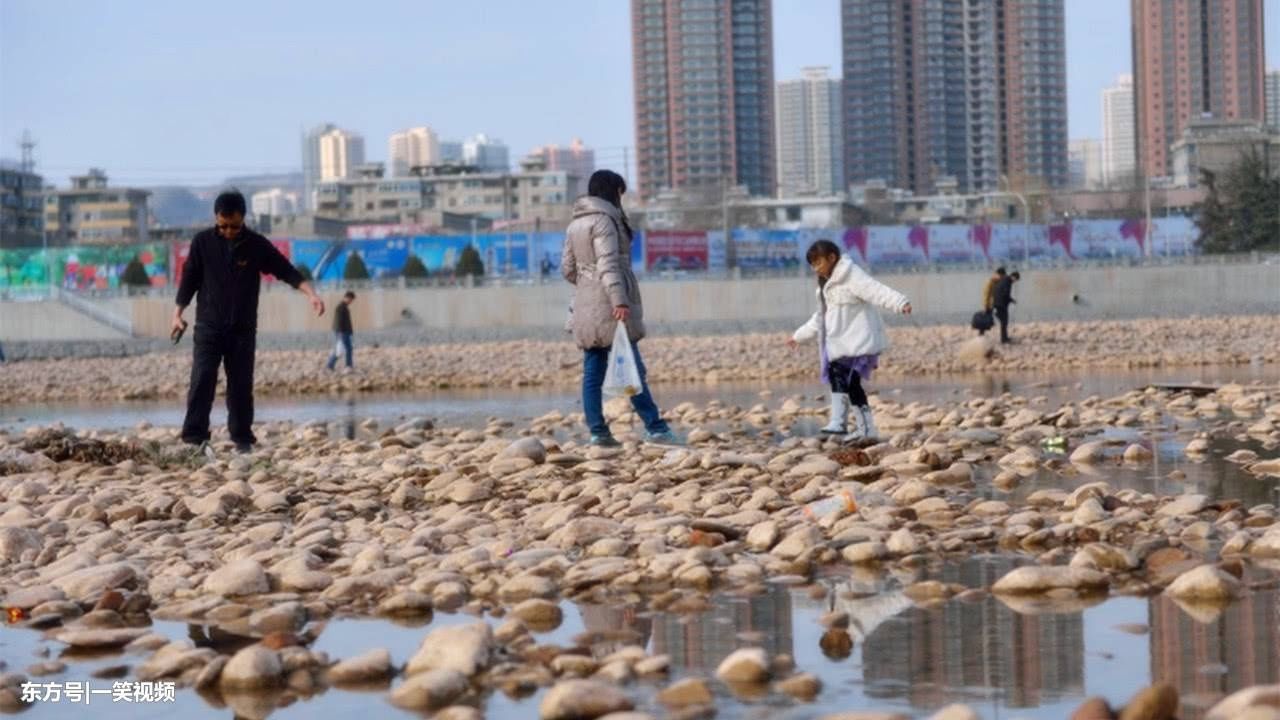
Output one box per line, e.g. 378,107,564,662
326,291,356,371
992,271,1021,344
173,190,324,453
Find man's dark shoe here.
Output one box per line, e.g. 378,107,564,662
589,434,622,448
234,442,253,455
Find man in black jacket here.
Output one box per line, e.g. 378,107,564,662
173,190,324,453
993,271,1021,344
326,291,356,371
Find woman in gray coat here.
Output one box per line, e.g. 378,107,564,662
562,170,680,447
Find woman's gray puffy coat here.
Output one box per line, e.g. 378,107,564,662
562,196,644,349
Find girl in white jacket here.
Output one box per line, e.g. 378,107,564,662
787,240,912,440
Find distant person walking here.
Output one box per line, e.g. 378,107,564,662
976,267,1006,335
326,291,356,371
174,190,325,454
562,169,680,447
993,271,1021,344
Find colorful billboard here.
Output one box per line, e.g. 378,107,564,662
646,231,708,271
171,238,291,284
0,244,169,291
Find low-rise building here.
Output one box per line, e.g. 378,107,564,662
1171,117,1280,187
312,161,582,229
251,188,300,219
634,186,867,231
0,160,44,248
44,169,149,245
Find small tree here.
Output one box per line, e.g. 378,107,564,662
120,257,150,291
343,253,370,280
455,245,485,278
1194,149,1280,254
402,254,429,279
296,263,313,282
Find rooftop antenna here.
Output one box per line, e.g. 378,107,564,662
19,129,36,173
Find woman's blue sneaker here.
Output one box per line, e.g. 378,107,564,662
589,434,622,448
644,430,684,446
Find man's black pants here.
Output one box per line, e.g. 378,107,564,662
181,326,257,446
995,305,1011,343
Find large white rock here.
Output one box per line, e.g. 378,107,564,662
1069,441,1106,464
499,437,547,465
391,669,469,710
405,622,493,677
715,647,770,683
745,521,779,551
219,645,283,691
0,528,41,562
539,679,634,720
772,525,824,560
1164,565,1241,602
203,559,269,597
1156,494,1208,517
326,648,393,684
50,562,137,602
991,565,1110,595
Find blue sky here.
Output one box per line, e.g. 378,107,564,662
1,0,1276,187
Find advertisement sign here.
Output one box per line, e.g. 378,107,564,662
645,231,708,271
172,238,291,284
0,244,169,291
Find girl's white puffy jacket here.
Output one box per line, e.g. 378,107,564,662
792,256,909,359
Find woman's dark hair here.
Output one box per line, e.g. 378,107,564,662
805,239,842,288
214,190,247,217
588,170,627,208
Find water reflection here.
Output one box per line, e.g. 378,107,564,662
851,557,1084,711
649,589,794,675
1150,590,1280,719
341,398,356,440
8,573,1280,719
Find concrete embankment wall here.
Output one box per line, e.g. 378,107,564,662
3,263,1277,359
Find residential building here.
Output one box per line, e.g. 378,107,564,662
312,162,582,228
632,186,865,231
842,0,1068,195
1266,68,1280,129
631,0,775,200
1132,0,1268,178
439,141,464,164
526,138,596,180
462,134,510,172
43,169,150,245
318,128,365,182
1170,117,1280,187
1102,74,1138,187
0,160,44,248
250,188,300,219
775,66,844,197
301,123,336,212
389,126,441,177
1068,139,1104,190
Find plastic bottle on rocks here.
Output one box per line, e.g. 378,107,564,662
804,487,858,522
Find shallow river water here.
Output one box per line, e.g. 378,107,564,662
2,364,1278,719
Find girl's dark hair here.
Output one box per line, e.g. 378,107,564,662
588,170,627,208
805,239,841,287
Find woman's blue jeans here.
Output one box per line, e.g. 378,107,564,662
582,342,669,437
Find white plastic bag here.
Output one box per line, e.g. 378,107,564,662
602,322,642,397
